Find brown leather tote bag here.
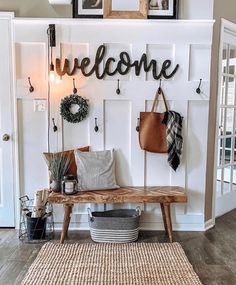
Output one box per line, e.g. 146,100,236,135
139,87,169,153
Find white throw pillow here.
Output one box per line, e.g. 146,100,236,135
74,149,119,191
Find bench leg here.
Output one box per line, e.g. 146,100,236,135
160,203,168,232
160,203,173,243
60,204,74,244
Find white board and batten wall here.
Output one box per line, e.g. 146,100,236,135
13,18,214,231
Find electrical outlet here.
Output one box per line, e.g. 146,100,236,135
34,99,47,112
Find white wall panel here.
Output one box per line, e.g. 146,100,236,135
103,43,132,81
15,43,46,99
104,100,132,186
145,152,170,185
60,42,89,81
170,100,188,215
13,19,214,230
17,99,48,196
63,118,90,150
189,44,211,82
15,43,46,80
186,101,209,214
129,99,145,186
146,44,175,81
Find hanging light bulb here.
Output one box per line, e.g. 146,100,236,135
49,72,55,82
48,24,56,83
49,62,55,82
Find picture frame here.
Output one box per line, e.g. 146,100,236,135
148,0,178,19
103,0,148,19
73,0,178,19
73,0,103,18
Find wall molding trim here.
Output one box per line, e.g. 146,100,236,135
204,218,215,231
52,213,207,232
53,222,207,232
48,0,71,5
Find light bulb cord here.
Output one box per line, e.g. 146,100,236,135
47,30,51,153
50,46,54,67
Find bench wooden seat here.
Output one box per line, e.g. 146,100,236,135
48,186,187,244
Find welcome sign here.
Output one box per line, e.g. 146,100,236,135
55,44,179,80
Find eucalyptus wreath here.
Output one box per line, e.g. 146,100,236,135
60,94,89,123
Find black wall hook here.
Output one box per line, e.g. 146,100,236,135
28,77,34,93
136,118,140,132
73,78,78,94
196,79,202,94
116,79,120,95
94,118,99,132
52,118,58,132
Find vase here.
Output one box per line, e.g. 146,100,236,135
50,180,61,192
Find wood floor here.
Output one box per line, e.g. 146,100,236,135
0,209,236,285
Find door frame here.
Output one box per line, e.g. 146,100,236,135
0,12,19,228
213,18,236,221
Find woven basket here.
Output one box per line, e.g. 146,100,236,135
88,207,141,243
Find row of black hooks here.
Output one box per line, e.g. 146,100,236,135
27,77,203,95
29,77,202,134
51,117,99,133
117,78,203,94
73,78,121,95
70,77,203,95
27,77,122,95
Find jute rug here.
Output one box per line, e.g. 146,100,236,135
21,242,202,285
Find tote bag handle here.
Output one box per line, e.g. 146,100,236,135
151,87,169,112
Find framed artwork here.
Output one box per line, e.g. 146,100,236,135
73,0,178,19
148,0,178,19
73,0,103,18
103,0,147,19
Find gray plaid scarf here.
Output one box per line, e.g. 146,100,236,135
162,111,183,171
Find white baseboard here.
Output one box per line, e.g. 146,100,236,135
15,212,207,232
52,212,206,232
204,218,215,231
54,221,206,232
15,221,210,232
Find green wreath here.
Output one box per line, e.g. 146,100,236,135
60,94,89,123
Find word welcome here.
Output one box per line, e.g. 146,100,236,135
55,45,179,80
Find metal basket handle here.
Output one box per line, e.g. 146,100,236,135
19,195,29,202
87,208,94,222
136,206,141,216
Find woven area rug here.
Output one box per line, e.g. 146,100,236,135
21,242,202,285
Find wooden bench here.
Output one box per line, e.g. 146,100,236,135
48,186,187,244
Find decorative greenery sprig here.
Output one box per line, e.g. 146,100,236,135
46,153,70,181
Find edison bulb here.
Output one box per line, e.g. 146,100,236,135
49,71,55,82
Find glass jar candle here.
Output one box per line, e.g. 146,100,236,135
61,175,78,195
